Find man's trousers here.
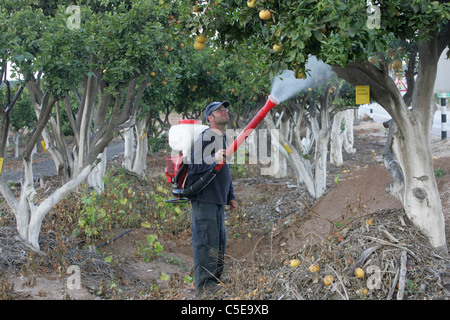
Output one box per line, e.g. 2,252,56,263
191,200,226,289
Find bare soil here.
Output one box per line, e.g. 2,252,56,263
1,120,449,300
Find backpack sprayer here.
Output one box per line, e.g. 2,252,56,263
165,95,280,203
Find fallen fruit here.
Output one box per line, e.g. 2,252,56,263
355,268,365,279
324,275,334,286
308,264,320,272
290,259,301,268
356,288,369,296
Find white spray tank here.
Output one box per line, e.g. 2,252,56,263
168,119,209,161
165,119,209,185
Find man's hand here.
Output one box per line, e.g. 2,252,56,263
215,149,228,164
228,199,238,211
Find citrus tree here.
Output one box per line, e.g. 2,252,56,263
1,85,36,158
0,0,191,250
185,0,450,252
0,3,28,172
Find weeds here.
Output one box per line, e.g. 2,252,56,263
434,167,445,178
135,234,164,262
226,209,251,239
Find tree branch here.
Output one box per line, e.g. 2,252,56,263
23,93,56,162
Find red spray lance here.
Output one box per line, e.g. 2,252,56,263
165,95,280,203
214,95,279,171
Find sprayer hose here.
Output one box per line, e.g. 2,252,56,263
172,167,218,198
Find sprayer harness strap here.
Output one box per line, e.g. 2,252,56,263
173,128,226,198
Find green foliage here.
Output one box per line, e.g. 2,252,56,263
0,85,36,131
185,0,450,76
148,132,169,153
74,167,147,243
226,209,251,239
148,176,191,236
135,234,164,262
434,167,445,178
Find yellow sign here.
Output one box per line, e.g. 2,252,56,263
283,144,292,154
0,158,3,175
41,140,47,151
356,85,370,104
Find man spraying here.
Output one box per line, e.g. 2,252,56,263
188,101,238,291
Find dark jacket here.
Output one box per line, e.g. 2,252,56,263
187,128,235,205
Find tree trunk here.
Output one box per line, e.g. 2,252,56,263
387,116,446,251
266,115,317,197
274,117,289,178
16,157,35,241
123,127,135,171
310,95,331,198
87,150,107,194
343,109,356,154
330,109,356,166
132,119,149,176
330,111,345,167
12,131,20,158
332,27,448,252
27,162,96,249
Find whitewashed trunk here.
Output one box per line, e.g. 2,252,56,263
41,129,65,176
314,133,328,197
132,120,149,176
123,127,135,171
391,124,446,251
330,112,345,167
16,158,35,241
330,109,356,167
6,127,11,147
12,131,20,158
343,109,356,154
87,150,107,193
27,163,96,249
266,117,317,197
310,111,330,199
274,119,289,178
301,128,314,153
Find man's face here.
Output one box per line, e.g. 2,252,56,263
209,105,229,125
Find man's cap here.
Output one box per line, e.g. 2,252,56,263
205,101,230,119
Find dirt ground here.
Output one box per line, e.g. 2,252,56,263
1,120,449,300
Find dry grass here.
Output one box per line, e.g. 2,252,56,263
211,209,450,300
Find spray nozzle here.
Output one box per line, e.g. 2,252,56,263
268,95,280,106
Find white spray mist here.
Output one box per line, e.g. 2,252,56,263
270,56,337,103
